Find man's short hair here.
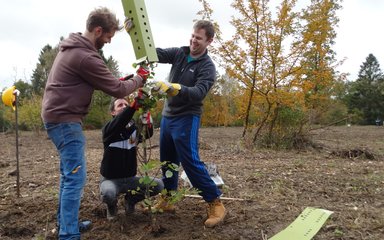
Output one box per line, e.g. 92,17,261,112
109,97,130,112
86,7,123,33
109,97,118,112
193,20,215,40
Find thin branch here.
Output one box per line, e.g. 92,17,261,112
184,194,247,201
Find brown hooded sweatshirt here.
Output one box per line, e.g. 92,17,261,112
41,32,142,123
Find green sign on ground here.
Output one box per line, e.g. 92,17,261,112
270,207,333,240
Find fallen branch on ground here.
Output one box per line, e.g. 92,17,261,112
309,116,351,131
184,194,245,201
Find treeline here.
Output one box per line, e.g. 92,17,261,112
1,45,382,135
2,0,384,148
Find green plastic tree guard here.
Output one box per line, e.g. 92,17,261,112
121,0,158,63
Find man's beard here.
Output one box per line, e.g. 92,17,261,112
95,37,104,50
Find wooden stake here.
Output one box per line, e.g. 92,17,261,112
14,93,20,198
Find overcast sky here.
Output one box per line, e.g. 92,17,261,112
1,0,383,91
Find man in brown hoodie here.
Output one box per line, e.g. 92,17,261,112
41,7,148,240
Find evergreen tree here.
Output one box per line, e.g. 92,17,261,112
345,54,384,124
31,44,59,95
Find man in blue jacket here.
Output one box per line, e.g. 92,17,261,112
152,20,226,228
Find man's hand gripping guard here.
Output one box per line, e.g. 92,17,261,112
136,66,150,83
152,81,181,97
119,74,134,81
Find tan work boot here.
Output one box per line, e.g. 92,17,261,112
152,195,176,213
204,199,226,227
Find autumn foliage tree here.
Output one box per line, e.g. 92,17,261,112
198,0,342,148
295,0,342,125
202,74,241,126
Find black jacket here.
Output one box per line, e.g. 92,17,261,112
156,46,216,117
100,107,153,179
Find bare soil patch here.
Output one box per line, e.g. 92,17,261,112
0,126,383,239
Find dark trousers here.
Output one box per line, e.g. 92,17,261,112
160,115,221,202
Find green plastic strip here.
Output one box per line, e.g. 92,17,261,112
270,207,333,240
121,0,158,62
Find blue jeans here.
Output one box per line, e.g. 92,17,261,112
44,122,87,240
160,115,221,202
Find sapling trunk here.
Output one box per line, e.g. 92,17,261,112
138,121,160,232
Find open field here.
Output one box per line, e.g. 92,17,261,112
1,126,384,239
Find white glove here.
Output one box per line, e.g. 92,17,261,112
140,111,153,125
124,18,134,33
13,89,20,96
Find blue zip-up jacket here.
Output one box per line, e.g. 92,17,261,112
156,46,216,117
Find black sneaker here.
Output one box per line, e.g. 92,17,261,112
79,220,92,232
125,200,136,215
107,204,117,220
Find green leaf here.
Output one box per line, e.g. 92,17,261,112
169,163,180,171
141,175,152,185
143,198,152,206
165,170,173,178
150,181,158,187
